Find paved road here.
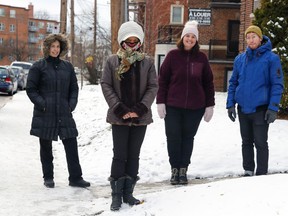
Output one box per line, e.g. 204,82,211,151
0,94,12,109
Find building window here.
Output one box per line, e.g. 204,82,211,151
29,21,36,27
170,5,184,24
38,22,45,29
10,10,16,18
10,39,14,46
10,24,15,32
0,8,5,17
0,37,3,44
0,23,5,31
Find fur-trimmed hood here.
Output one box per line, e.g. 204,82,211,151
42,34,69,58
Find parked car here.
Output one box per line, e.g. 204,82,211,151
0,66,18,95
10,66,27,90
10,61,33,77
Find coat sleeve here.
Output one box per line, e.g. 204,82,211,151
268,53,284,112
101,56,122,110
68,63,79,111
156,51,172,104
26,61,46,111
226,55,240,109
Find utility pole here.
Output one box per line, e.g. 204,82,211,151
93,0,98,84
60,0,67,34
111,0,126,54
70,0,75,64
93,0,97,57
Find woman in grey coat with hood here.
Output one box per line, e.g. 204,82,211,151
26,33,90,188
101,21,158,211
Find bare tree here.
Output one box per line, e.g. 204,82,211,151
72,0,111,85
0,38,30,62
34,10,51,20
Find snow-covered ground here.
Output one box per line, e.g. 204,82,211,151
0,83,288,216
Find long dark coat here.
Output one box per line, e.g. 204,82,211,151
26,57,79,141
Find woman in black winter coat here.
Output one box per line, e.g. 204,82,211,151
26,33,90,188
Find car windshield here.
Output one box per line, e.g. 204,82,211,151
13,63,31,70
0,67,8,75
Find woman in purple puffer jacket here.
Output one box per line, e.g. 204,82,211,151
156,21,215,185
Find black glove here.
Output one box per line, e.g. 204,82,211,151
132,103,148,117
227,106,236,122
265,109,277,124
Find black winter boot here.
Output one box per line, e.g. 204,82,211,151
179,167,188,185
109,176,126,211
170,168,179,185
123,176,141,205
44,179,55,188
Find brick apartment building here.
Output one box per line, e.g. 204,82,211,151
132,0,259,92
0,3,59,65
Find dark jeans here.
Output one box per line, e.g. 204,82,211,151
110,124,147,179
165,106,205,168
238,108,269,175
40,137,83,182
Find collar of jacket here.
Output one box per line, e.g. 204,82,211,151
46,56,61,66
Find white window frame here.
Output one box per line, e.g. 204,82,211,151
10,10,16,18
0,23,5,31
0,8,5,17
10,24,15,32
170,4,184,25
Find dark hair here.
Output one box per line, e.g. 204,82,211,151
176,38,200,56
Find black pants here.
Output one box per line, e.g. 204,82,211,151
110,125,147,179
238,108,269,175
39,137,83,182
165,106,205,169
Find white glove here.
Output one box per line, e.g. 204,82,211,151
204,106,214,122
157,104,166,119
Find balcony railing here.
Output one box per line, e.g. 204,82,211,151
29,26,38,32
28,37,38,43
157,25,183,44
210,0,240,8
208,39,239,60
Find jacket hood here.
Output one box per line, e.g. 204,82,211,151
246,35,272,57
42,34,69,58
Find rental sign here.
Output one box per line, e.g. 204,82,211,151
188,9,211,25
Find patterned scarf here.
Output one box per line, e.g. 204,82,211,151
115,45,145,80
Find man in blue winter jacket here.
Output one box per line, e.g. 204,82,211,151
226,25,283,176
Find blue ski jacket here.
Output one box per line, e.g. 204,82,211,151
226,35,283,114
